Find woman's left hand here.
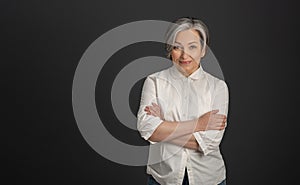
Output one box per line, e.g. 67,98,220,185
144,103,164,120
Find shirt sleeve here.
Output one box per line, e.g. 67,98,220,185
137,76,164,144
193,80,229,155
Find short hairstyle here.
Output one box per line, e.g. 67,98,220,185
165,17,209,59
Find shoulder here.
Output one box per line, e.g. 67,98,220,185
147,67,172,81
202,70,228,91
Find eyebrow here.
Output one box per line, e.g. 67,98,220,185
174,41,199,45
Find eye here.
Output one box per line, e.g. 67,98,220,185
172,45,182,51
189,45,197,50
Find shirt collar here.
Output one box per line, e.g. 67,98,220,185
170,64,204,80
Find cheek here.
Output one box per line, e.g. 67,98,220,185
191,51,203,61
171,51,180,61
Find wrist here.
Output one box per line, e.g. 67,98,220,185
197,117,205,131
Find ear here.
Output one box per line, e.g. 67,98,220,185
201,46,207,58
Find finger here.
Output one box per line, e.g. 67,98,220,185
215,114,226,117
208,116,223,122
152,102,158,107
211,109,219,114
217,124,225,130
214,114,226,119
151,105,158,112
218,118,227,124
152,103,160,111
221,121,226,128
212,126,224,130
148,106,156,112
209,119,226,127
153,106,160,113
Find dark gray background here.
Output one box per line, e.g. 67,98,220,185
3,0,299,184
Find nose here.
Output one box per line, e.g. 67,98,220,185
180,49,189,59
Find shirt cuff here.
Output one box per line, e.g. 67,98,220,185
139,117,164,144
193,132,209,155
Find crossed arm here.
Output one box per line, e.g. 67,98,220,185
144,103,226,150
137,77,229,153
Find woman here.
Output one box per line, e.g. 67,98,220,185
137,17,229,185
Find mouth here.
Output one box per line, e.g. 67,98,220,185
179,60,192,64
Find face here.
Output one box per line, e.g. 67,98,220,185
171,29,205,76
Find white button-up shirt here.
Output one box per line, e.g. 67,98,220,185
137,65,229,185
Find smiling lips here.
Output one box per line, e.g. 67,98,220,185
179,60,192,64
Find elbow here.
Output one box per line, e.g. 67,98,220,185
138,119,165,143
148,128,167,143
148,132,161,143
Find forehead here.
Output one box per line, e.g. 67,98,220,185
175,29,200,43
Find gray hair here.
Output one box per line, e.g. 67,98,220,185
165,17,209,59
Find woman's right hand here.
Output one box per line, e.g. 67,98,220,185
197,110,227,131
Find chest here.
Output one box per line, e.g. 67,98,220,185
155,77,213,121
